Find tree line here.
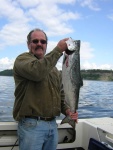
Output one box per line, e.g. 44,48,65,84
0,69,113,81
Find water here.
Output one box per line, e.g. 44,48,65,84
78,80,113,119
0,76,113,121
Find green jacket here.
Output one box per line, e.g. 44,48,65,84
13,46,69,121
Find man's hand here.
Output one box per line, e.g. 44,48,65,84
57,38,69,52
66,109,78,123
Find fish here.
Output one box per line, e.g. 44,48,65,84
61,40,83,129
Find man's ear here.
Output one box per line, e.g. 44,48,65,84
27,41,30,51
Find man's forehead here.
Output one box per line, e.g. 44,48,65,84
32,31,44,36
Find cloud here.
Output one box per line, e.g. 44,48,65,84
0,0,112,71
0,23,29,46
46,41,57,53
107,14,113,21
79,0,101,11
81,62,113,70
0,57,15,71
80,41,94,60
17,0,76,8
0,0,81,49
0,0,30,47
28,2,81,36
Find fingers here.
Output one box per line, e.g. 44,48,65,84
69,112,78,123
57,38,69,52
65,109,78,123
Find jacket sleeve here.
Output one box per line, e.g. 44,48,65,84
13,46,62,82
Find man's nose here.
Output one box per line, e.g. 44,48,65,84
37,41,42,45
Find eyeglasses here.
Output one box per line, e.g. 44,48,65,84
31,39,47,44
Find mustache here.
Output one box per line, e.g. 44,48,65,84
35,46,43,50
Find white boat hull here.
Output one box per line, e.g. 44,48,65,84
0,117,113,150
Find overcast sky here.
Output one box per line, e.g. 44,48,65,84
0,0,113,71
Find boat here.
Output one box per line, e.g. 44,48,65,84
0,117,113,150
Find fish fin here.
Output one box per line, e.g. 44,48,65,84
61,116,75,129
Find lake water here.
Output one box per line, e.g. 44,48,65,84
0,76,113,121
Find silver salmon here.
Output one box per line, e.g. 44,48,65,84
61,40,83,129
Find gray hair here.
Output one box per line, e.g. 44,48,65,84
27,28,48,43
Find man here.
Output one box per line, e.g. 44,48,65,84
13,28,78,150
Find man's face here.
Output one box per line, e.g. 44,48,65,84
27,31,47,59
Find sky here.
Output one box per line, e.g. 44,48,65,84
0,0,113,71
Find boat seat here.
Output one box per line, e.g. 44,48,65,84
88,138,113,150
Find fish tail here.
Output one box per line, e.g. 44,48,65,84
61,116,76,129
